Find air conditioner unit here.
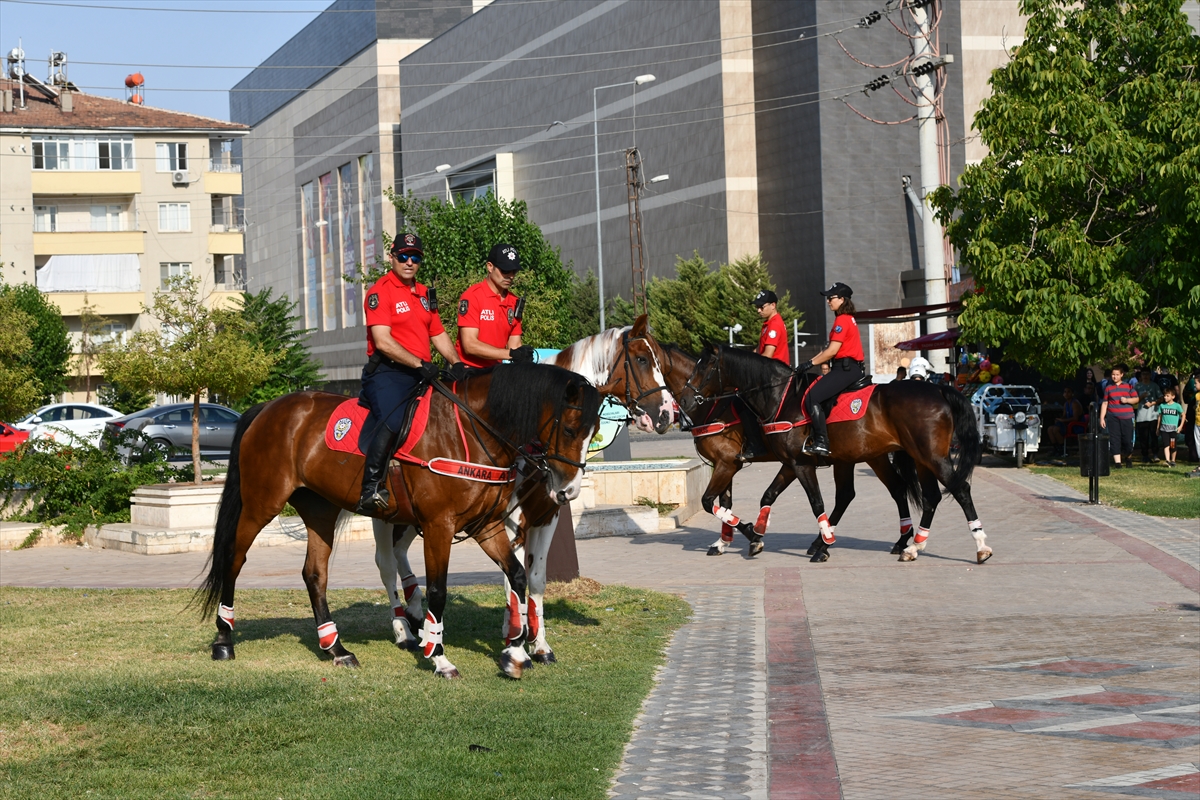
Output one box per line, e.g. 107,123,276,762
171,170,189,185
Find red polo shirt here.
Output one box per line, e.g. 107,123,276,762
455,280,522,368
758,312,790,365
364,271,445,361
829,313,864,362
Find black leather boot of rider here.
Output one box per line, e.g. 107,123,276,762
804,401,831,456
356,425,399,514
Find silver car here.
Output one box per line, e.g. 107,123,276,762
105,403,241,461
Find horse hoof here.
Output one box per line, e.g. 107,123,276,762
889,543,903,555
898,552,916,562
531,651,557,664
747,540,764,557
334,653,360,668
211,643,235,661
977,550,993,564
707,546,723,556
810,550,830,563
806,539,819,556
436,667,461,680
499,652,529,680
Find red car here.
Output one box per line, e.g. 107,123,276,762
0,421,30,453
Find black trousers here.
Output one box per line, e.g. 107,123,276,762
361,362,423,433
1106,416,1134,459
1136,420,1158,461
805,359,866,413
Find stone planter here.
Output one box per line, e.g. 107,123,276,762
130,483,226,529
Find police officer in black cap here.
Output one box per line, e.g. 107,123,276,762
794,282,864,456
356,233,462,514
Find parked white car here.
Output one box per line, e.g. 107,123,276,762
13,402,123,445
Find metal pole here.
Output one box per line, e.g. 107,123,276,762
794,318,799,366
594,88,606,332
911,1,948,372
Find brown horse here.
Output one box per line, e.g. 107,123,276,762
373,316,677,661
678,344,991,564
198,362,601,679
659,343,930,561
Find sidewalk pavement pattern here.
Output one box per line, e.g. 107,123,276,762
2,442,1197,799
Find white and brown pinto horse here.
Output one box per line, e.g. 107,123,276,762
372,315,675,660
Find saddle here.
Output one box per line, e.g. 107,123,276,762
762,376,876,435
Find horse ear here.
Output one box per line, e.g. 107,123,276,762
632,314,648,336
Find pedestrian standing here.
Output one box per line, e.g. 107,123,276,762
1100,364,1137,469
1158,387,1183,467
1134,369,1163,463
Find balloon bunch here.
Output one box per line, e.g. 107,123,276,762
959,353,1003,385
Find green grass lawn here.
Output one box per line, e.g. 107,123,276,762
1028,462,1200,518
0,584,689,799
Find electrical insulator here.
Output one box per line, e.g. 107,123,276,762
911,60,942,77
864,74,892,93
859,10,882,27
909,0,935,8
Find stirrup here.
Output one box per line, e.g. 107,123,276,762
355,485,390,515
803,438,831,457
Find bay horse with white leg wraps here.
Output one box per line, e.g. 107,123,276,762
659,343,937,561
197,362,600,679
374,316,676,661
678,344,991,564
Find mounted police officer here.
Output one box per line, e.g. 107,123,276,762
456,243,535,367
357,233,462,514
794,282,865,457
735,289,788,462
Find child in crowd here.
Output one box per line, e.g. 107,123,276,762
1101,364,1137,468
1158,387,1183,467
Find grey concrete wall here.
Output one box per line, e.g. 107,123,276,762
398,0,730,308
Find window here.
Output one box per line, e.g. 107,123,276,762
158,203,190,232
202,407,239,424
32,136,133,170
34,206,58,232
448,161,495,206
160,262,191,284
90,205,122,232
38,407,66,422
155,408,191,425
156,142,188,172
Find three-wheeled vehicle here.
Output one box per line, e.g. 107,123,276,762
970,384,1042,466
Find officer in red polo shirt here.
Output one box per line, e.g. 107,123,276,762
456,243,535,368
794,282,865,457
356,233,462,514
754,290,791,366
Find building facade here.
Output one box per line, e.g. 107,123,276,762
0,75,247,400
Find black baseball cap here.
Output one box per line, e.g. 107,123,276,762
752,289,778,307
820,282,853,298
487,243,521,272
391,232,423,257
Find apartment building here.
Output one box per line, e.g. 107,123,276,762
0,74,247,400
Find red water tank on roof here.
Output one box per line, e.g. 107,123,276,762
124,72,144,88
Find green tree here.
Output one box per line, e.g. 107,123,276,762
99,277,277,483
379,191,578,348
0,283,71,403
611,252,801,355
229,288,324,411
561,270,602,343
97,381,153,416
932,0,1200,377
77,294,110,403
0,294,42,420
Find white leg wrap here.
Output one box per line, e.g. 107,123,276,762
317,621,339,651
420,613,444,658
217,604,235,631
968,519,989,550
818,513,836,544
713,505,741,526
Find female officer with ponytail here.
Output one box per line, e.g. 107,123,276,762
793,282,865,457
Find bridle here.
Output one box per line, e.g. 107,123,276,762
603,330,671,421
681,347,796,423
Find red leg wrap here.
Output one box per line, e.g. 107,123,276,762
754,507,771,536
720,523,734,543
317,621,339,651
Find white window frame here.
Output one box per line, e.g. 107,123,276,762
158,203,191,233
34,205,58,232
159,262,191,285
90,205,122,232
155,142,188,173
31,136,133,171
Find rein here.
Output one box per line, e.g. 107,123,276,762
603,330,670,421
681,349,796,423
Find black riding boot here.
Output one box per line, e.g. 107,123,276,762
356,425,399,514
736,417,769,462
804,401,831,457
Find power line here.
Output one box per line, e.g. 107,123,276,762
0,0,556,13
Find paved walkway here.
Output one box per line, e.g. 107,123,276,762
2,444,1197,799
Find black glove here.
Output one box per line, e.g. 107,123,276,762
448,362,469,382
418,361,440,381
795,360,814,374
509,345,535,363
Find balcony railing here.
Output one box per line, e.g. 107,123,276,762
208,159,242,174
34,222,139,233
210,209,246,233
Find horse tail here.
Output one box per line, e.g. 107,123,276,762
196,401,269,617
890,450,925,511
938,384,980,493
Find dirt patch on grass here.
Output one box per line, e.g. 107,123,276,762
545,577,604,600
0,720,76,761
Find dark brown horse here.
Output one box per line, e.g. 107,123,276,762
660,344,932,561
678,344,991,564
373,316,677,661
198,363,601,679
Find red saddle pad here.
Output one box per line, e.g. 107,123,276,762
798,379,876,425
324,388,434,458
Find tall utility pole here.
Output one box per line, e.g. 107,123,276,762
911,0,948,371
625,147,648,317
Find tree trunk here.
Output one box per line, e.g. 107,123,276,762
192,393,202,485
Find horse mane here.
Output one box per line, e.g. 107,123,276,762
486,362,601,445
549,327,631,385
712,344,793,390
661,341,697,361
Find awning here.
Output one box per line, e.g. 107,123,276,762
895,329,960,351
36,254,141,293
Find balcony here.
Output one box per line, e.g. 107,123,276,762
32,171,141,196
203,162,242,196
209,209,245,254
34,230,145,256
207,158,241,173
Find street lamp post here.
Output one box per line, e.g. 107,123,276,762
402,163,451,198
724,323,743,345
594,74,655,332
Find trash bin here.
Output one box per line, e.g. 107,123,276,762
1080,431,1111,477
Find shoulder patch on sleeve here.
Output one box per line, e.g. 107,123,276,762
458,298,469,316
367,293,379,310
768,330,777,338
833,325,842,333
